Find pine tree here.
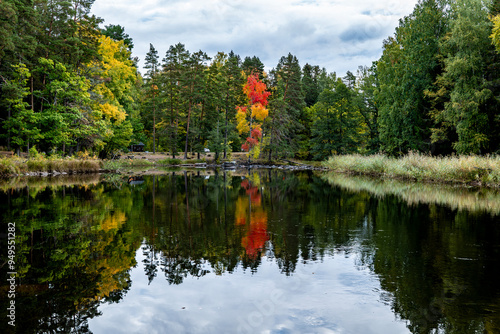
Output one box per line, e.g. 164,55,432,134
376,0,447,155
143,44,160,153
161,43,189,158
266,53,305,160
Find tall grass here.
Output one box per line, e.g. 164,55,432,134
0,155,101,177
324,152,500,187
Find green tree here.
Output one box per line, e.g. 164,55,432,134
266,53,306,160
181,50,210,159
143,43,160,153
242,56,264,77
429,0,497,154
101,24,134,51
3,63,42,153
354,65,379,153
301,63,322,107
309,78,366,160
36,57,93,154
160,43,189,158
375,0,447,155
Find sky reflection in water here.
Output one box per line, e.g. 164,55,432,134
2,170,499,334
89,247,407,334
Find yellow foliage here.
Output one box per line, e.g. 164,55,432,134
236,108,250,134
100,211,127,232
98,102,126,123
251,143,261,159
251,103,268,121
491,14,500,51
90,34,137,122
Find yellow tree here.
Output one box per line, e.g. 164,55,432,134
90,35,137,154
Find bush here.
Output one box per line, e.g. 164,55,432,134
159,158,182,165
0,158,20,176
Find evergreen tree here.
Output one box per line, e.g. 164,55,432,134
266,53,306,160
301,63,321,107
143,43,160,153
161,43,189,158
376,0,447,155
242,56,264,77
102,24,134,51
181,50,210,159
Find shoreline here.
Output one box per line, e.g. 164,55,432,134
2,152,499,188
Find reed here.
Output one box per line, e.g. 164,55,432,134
0,156,101,177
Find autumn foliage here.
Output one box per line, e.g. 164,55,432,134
235,177,269,259
236,74,270,156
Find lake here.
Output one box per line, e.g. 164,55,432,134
1,170,500,333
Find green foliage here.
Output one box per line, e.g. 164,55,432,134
102,24,134,51
429,0,497,154
158,158,182,165
2,0,500,160
376,0,447,155
266,53,306,159
309,79,366,160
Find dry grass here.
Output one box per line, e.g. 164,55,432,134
0,156,101,177
324,152,500,187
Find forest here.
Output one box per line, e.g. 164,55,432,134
1,0,500,160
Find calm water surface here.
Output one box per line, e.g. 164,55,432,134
1,170,499,334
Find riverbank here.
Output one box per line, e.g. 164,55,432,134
0,153,325,177
323,152,500,187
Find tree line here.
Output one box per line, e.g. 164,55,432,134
1,0,500,159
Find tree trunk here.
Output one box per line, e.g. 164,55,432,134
184,101,192,159
153,97,156,154
7,107,11,150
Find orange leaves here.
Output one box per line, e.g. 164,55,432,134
236,177,268,259
251,126,262,139
243,74,270,106
237,74,270,154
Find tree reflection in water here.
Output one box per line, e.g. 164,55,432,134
1,170,500,333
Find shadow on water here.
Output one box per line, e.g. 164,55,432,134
0,170,499,333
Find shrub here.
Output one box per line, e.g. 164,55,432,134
159,158,182,165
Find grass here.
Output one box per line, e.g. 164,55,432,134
158,158,182,165
101,158,154,170
0,155,101,177
323,152,500,187
156,158,206,165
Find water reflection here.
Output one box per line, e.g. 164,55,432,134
0,170,499,333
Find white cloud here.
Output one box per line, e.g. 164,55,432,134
91,0,418,75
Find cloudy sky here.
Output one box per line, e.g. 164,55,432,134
91,0,419,76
